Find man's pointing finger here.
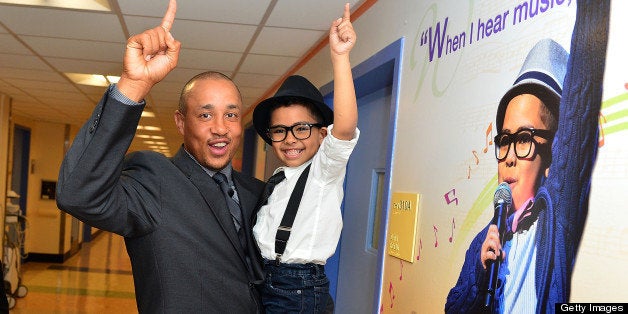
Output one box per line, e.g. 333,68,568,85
160,0,177,32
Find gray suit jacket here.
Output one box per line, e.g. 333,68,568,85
57,88,265,313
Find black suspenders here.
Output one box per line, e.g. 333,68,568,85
274,164,311,265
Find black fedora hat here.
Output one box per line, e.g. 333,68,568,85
253,75,334,145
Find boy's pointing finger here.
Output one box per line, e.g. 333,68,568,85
343,3,351,21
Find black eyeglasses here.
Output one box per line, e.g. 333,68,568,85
494,128,554,161
267,123,323,142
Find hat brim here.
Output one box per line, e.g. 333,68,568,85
253,95,334,145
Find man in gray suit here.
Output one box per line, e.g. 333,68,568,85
56,1,265,312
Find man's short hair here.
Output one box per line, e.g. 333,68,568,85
178,71,242,114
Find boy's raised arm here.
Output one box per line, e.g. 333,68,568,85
329,3,358,140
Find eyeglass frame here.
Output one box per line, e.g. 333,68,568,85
266,122,323,142
494,128,554,161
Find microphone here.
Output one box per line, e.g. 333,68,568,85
483,182,512,309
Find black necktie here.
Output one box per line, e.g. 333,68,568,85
213,172,245,240
259,171,286,208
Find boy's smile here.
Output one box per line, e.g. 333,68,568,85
283,148,304,158
269,105,327,167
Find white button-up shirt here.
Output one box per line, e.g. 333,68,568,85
253,125,359,265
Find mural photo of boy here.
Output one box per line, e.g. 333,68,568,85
445,1,610,313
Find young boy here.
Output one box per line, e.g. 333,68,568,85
445,1,609,313
251,3,358,313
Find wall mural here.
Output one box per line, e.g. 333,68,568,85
380,0,626,312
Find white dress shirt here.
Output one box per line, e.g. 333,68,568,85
253,125,359,265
